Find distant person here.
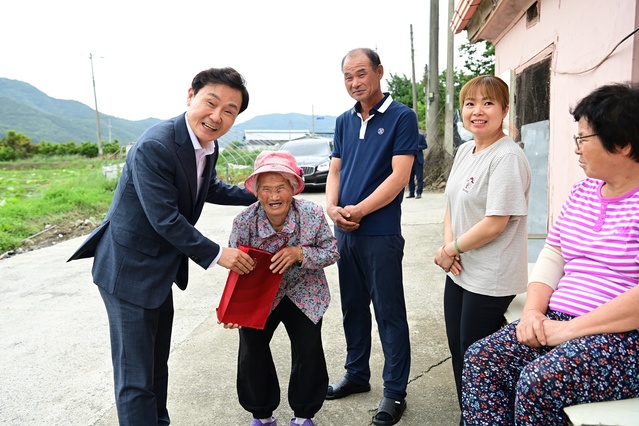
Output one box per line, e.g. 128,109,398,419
462,82,639,426
68,67,257,426
407,133,427,198
433,75,531,425
222,150,339,426
325,47,418,426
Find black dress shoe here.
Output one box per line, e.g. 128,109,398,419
326,376,371,400
407,194,415,198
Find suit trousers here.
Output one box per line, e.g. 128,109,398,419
443,276,514,409
336,233,411,401
408,160,424,196
100,287,174,426
237,296,328,420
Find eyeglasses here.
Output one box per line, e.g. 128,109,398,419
573,133,598,149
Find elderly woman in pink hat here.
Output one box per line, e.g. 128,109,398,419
224,150,339,426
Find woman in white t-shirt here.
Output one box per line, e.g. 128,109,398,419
433,75,532,424
461,83,639,426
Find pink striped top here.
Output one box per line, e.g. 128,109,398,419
547,178,639,317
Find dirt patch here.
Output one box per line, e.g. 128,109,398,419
1,219,98,259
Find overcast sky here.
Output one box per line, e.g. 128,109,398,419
1,0,468,124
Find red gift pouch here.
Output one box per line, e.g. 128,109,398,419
216,235,288,329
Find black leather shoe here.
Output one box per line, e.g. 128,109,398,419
407,194,415,198
326,377,371,400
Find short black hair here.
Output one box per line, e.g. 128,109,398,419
341,48,381,70
571,82,639,162
191,67,249,114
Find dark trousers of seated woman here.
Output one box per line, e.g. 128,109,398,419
237,296,328,420
443,276,515,409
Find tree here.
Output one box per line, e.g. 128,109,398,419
384,40,495,141
0,130,121,160
420,41,495,183
386,73,426,129
459,41,495,77
387,41,495,136
0,131,35,160
439,41,495,116
383,41,495,187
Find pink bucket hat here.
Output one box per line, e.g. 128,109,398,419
244,150,305,195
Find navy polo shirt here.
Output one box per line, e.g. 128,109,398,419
332,93,419,235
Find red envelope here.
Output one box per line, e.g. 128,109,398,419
216,241,285,330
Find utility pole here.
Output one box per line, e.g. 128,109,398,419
89,53,103,157
444,0,455,157
423,64,428,130
410,24,418,120
426,0,439,151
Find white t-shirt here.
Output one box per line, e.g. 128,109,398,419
444,136,531,296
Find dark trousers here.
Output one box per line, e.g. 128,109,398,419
100,287,174,426
408,161,424,196
336,233,411,401
237,296,328,419
443,276,514,409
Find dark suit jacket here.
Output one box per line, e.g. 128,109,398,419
415,134,427,165
68,114,256,309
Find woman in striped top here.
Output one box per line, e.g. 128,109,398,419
461,82,639,426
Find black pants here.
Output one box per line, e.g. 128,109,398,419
443,276,514,409
408,161,424,196
336,233,410,401
237,296,328,419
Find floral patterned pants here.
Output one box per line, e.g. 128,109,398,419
462,310,639,426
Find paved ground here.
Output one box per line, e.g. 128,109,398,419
0,190,460,426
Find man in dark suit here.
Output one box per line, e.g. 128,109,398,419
68,67,257,425
407,133,427,199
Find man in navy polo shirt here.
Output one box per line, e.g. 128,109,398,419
325,47,418,426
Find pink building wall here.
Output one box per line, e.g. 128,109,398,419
492,0,639,223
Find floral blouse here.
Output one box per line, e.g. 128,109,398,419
228,198,339,324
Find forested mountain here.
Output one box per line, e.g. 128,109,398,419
0,78,337,145
0,78,160,144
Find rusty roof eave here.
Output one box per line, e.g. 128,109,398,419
452,0,532,43
451,0,481,34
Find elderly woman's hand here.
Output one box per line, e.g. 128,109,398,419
270,246,303,274
218,321,242,329
516,310,549,347
538,319,576,347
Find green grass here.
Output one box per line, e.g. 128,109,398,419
0,156,117,252
0,152,257,253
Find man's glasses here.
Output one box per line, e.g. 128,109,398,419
573,133,598,149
